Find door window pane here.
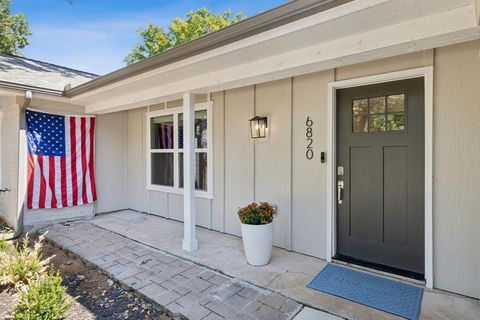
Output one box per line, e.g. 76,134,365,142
387,94,405,113
151,115,174,149
353,115,368,133
151,153,174,186
369,97,386,114
387,114,405,131
352,99,368,115
369,115,386,132
352,94,406,133
179,152,208,191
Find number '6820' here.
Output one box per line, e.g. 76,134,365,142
306,117,313,160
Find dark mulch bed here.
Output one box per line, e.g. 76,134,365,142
0,237,172,320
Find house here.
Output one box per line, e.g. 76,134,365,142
0,0,479,302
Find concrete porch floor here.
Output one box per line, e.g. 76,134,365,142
92,210,479,320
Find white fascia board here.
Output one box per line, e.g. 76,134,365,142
86,4,480,114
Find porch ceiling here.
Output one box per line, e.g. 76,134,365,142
72,0,480,114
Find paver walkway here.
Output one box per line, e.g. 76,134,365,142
91,210,480,320
44,221,303,320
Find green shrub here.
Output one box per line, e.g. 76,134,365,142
0,239,8,252
14,272,72,320
0,234,51,286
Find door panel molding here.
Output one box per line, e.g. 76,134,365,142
326,66,434,288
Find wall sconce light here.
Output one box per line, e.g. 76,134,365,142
249,116,268,139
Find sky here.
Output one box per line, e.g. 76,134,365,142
11,0,286,75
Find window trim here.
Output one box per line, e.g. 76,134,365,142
146,101,213,199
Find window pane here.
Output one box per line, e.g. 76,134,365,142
179,152,208,191
151,115,174,149
352,99,368,115
387,94,405,113
151,153,174,186
353,115,368,133
178,113,183,149
179,110,208,149
195,110,208,148
369,115,386,132
387,114,405,131
369,97,386,114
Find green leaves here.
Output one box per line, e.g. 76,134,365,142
125,8,244,65
14,272,72,320
0,0,31,56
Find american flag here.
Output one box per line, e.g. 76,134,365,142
26,110,97,209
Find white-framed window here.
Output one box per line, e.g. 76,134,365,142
146,101,213,198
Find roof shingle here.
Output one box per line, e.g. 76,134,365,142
0,53,97,92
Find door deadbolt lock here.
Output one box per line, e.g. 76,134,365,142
337,166,344,176
337,181,344,204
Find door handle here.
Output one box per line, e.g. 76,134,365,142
337,181,344,204
0,187,10,193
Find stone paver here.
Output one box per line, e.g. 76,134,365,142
293,307,342,320
44,221,302,320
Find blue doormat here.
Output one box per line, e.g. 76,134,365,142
307,264,423,320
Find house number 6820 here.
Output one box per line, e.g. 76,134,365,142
306,116,313,160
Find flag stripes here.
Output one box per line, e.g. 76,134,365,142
26,111,97,209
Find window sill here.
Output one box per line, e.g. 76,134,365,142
146,184,214,200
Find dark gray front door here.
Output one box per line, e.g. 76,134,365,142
336,78,424,277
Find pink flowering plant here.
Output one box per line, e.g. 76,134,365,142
238,202,276,225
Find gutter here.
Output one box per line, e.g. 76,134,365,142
0,80,64,96
65,0,352,97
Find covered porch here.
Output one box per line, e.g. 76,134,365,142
81,210,479,319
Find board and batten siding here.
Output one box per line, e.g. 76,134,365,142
255,79,292,249
95,111,128,214
432,40,480,299
292,71,334,258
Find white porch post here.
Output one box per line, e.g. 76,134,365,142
182,92,198,251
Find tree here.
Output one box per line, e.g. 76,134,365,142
125,8,244,65
0,0,31,56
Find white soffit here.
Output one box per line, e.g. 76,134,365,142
77,0,480,114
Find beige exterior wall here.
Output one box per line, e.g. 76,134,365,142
94,41,480,299
432,40,480,299
0,96,20,230
291,71,334,258
94,111,128,213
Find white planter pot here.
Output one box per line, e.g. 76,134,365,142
240,222,273,266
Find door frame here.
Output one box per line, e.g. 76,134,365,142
326,66,434,288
